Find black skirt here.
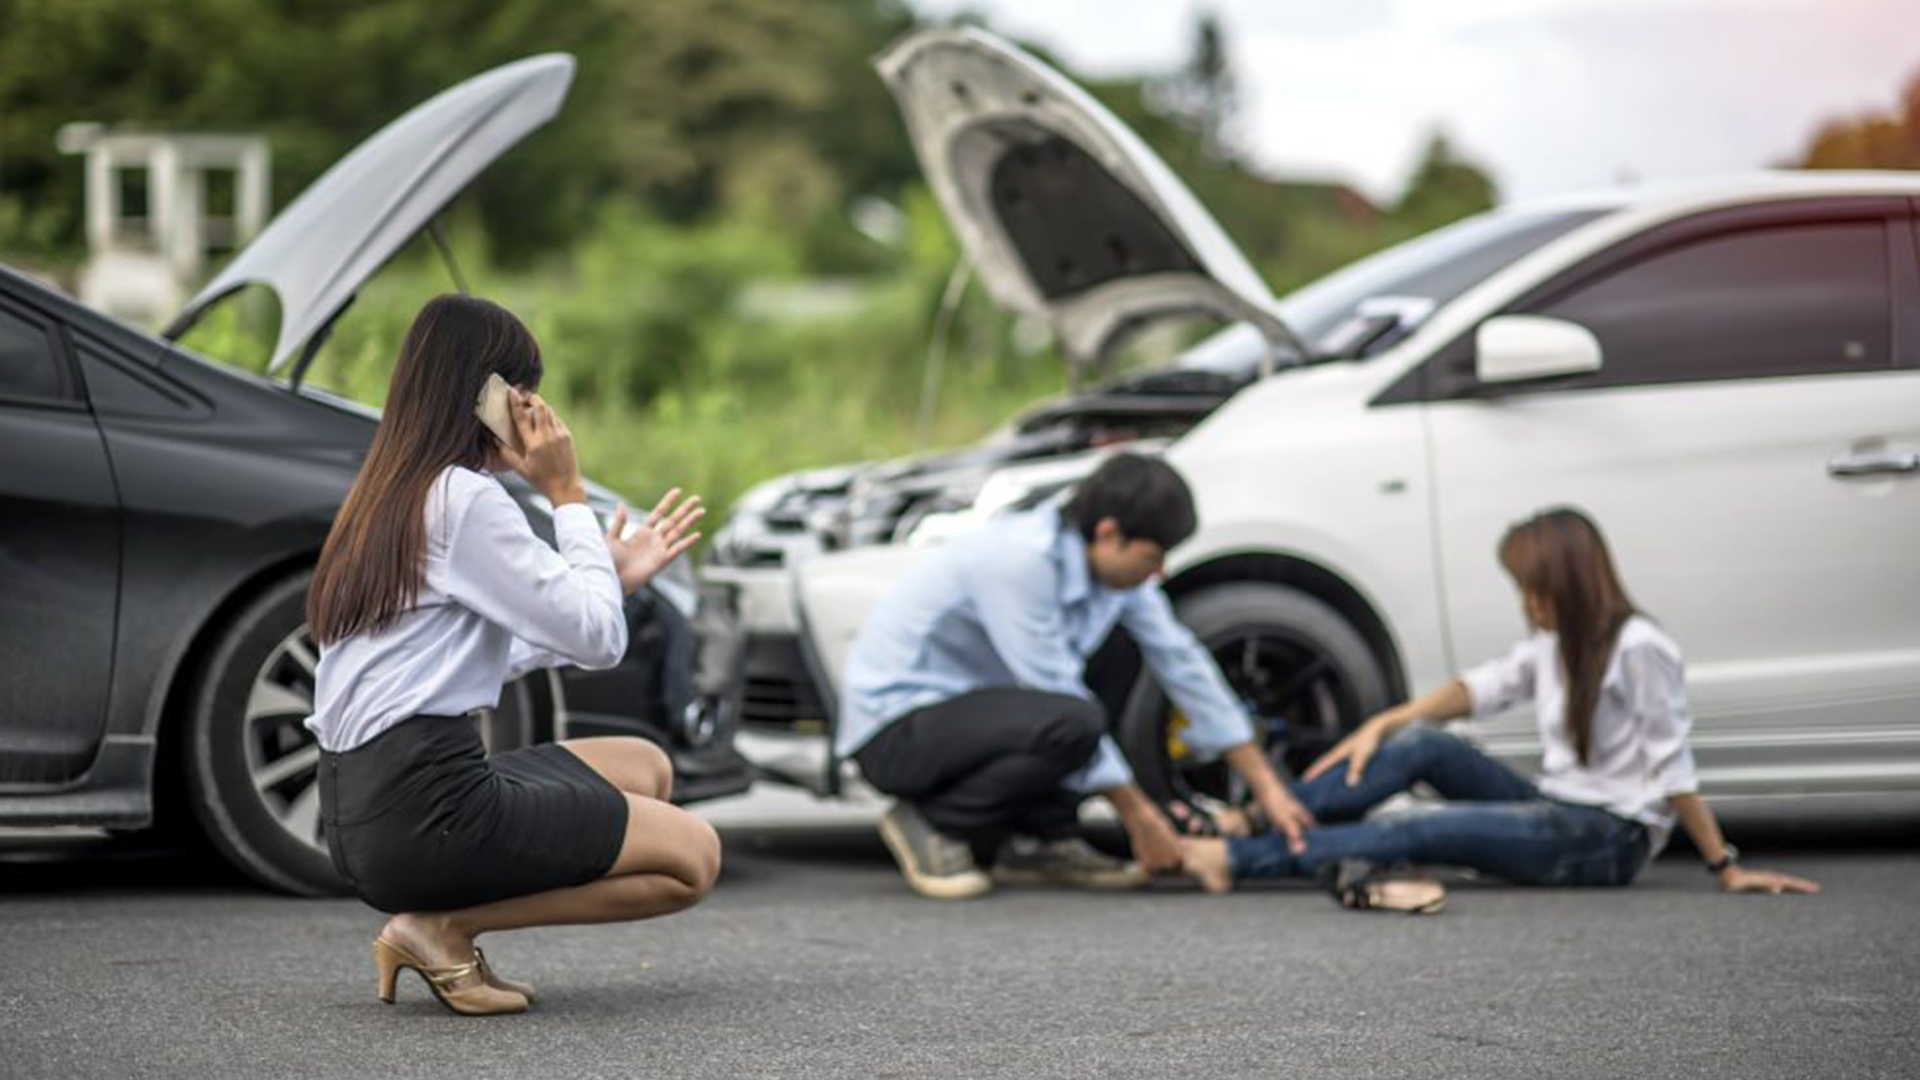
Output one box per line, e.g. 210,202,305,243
319,714,629,913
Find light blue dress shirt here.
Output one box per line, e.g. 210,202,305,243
837,508,1255,792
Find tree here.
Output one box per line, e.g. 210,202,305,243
1797,70,1920,171
0,0,920,262
1390,130,1497,236
1148,10,1240,160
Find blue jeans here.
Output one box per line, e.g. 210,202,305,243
1228,727,1650,887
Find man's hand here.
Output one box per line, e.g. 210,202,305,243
1123,804,1182,873
1254,786,1314,855
1107,784,1181,873
1221,742,1315,854
1303,721,1386,787
604,488,704,594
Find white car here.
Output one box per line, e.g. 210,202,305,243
707,29,1920,807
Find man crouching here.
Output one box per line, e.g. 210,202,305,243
837,453,1313,898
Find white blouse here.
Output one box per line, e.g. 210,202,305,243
305,466,627,752
1460,615,1700,848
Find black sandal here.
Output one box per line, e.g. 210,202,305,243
1321,858,1447,914
1164,798,1222,837
1165,795,1272,838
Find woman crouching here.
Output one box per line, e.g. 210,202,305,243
306,295,717,1013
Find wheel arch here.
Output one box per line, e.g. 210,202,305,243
149,552,319,818
1165,551,1410,702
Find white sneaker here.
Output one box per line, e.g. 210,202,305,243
877,803,993,900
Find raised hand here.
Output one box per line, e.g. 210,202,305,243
604,488,704,594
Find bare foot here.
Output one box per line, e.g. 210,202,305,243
1179,838,1234,895
378,912,475,969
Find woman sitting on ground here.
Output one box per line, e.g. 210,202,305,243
307,294,718,1014
1180,507,1819,911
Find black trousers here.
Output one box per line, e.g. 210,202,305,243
853,688,1106,857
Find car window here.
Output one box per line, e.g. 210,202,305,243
1281,208,1608,352
78,340,205,418
0,305,64,401
1529,220,1892,387
1166,208,1609,379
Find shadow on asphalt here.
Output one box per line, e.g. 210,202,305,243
0,834,253,895
4,801,1915,897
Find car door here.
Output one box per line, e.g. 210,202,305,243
1420,198,1920,795
0,291,121,784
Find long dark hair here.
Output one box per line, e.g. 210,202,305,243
1497,508,1637,766
309,295,543,645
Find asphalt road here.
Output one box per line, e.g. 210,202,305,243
2,805,1917,1080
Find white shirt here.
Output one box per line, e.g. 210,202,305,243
305,466,627,752
1460,615,1700,850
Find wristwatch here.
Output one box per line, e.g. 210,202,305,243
1704,843,1740,875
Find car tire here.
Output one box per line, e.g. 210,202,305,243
1116,583,1392,804
181,571,548,896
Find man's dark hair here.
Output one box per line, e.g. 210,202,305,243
1061,453,1198,550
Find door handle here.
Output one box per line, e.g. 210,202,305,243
1827,451,1920,477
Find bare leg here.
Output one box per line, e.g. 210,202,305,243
559,736,673,801
381,790,720,965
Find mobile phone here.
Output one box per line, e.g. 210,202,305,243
474,373,524,456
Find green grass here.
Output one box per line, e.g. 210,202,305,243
178,200,1069,526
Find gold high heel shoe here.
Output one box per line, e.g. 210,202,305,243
372,938,528,1016
474,946,537,1003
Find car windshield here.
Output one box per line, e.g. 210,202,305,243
1177,206,1610,375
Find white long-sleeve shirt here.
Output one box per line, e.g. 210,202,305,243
305,466,627,752
1459,615,1700,850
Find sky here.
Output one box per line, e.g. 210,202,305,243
909,0,1919,206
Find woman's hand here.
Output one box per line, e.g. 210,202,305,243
1720,866,1821,895
499,390,585,506
604,488,704,594
1303,719,1386,786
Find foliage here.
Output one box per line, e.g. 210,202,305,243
0,0,918,262
25,3,1501,528
179,190,1065,522
1389,131,1500,237
1796,70,1920,171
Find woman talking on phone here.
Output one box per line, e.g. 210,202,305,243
306,294,717,1015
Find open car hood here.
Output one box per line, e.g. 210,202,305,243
875,30,1303,366
165,54,575,377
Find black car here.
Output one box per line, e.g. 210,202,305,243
0,55,751,895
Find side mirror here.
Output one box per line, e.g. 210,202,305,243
1474,315,1603,386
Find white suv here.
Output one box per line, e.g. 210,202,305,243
707,30,1920,806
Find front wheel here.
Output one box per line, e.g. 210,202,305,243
180,572,548,895
1117,583,1392,807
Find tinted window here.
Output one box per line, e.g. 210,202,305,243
1282,208,1607,351
0,306,62,400
78,342,202,418
1532,221,1891,387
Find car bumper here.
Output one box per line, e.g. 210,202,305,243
556,580,755,805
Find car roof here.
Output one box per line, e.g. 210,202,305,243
1515,170,1920,217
